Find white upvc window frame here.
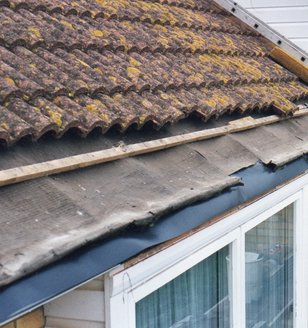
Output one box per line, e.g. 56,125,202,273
105,172,308,328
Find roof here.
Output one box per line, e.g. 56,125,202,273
0,0,308,146
1,148,308,327
1,0,308,320
1,113,308,289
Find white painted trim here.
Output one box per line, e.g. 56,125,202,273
241,191,301,234
231,233,245,328
107,172,308,328
214,0,308,60
109,173,308,296
109,231,238,328
135,230,238,302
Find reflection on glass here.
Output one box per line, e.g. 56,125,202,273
136,246,230,328
245,204,294,328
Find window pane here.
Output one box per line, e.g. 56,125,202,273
136,246,230,328
245,204,294,328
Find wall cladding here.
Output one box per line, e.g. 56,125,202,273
1,308,45,328
236,0,308,53
44,276,105,328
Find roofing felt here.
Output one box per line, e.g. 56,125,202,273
1,114,308,289
0,0,308,146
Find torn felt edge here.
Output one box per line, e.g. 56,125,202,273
1,157,308,325
0,176,239,287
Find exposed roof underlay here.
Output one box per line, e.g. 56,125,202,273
1,113,308,287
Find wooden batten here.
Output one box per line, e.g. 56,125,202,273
0,109,308,188
270,47,308,83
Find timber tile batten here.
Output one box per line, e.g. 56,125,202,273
1,108,308,188
0,0,308,146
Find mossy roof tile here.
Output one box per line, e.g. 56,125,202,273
0,0,307,146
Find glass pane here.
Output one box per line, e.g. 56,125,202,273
245,204,294,328
136,246,230,328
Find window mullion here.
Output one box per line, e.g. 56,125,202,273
231,228,245,328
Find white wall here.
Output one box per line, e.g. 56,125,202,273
236,0,308,54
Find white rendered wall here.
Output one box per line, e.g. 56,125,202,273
236,0,308,54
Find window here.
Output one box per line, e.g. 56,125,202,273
107,175,308,328
136,246,230,328
245,204,294,327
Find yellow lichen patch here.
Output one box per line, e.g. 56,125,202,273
127,66,141,79
28,27,42,38
91,29,104,37
187,72,204,84
155,10,178,25
95,0,118,14
159,36,170,47
153,24,168,33
91,100,112,123
216,94,232,107
94,67,103,74
86,104,98,112
273,97,296,112
215,73,230,84
120,21,134,31
138,114,148,126
290,81,308,95
129,57,141,67
38,103,63,128
49,111,63,127
142,99,153,110
33,106,41,113
0,123,9,130
4,77,16,87
159,92,169,100
109,76,118,84
60,20,74,30
229,58,263,80
206,99,218,108
76,59,90,68
199,54,211,63
118,35,129,50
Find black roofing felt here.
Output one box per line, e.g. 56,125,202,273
0,157,308,325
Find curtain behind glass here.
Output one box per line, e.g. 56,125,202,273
245,204,294,328
136,246,230,328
